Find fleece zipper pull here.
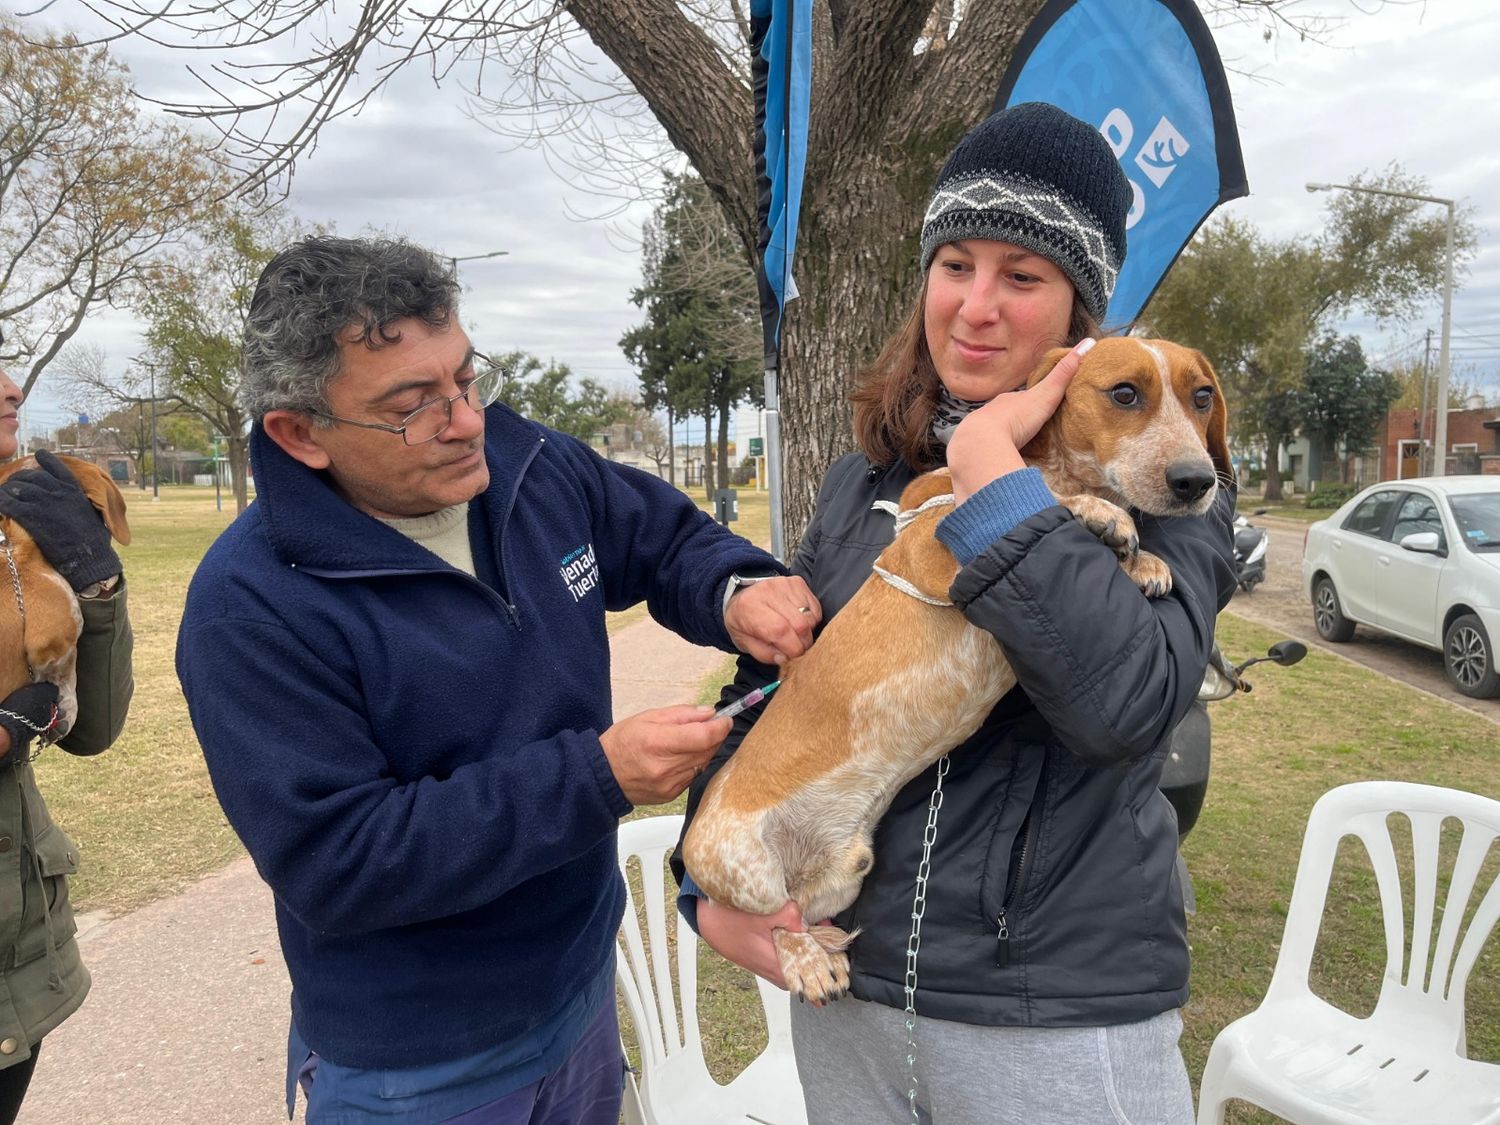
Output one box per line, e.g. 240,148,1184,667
995,908,1011,968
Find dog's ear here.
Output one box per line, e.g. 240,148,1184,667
1025,347,1074,389
60,455,132,546
1192,349,1233,483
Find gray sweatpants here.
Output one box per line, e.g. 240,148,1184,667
790,996,1194,1125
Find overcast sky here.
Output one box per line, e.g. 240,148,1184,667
11,0,1499,440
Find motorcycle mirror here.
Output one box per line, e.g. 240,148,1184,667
1233,639,1309,677
1268,640,1307,666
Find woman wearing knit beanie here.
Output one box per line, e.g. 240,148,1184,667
679,102,1236,1123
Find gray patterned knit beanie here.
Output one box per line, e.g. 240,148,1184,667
919,101,1131,321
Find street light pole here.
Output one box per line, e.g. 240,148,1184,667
1436,198,1455,475
448,250,510,273
149,367,160,501
1306,181,1456,476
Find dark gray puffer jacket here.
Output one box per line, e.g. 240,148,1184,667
675,453,1236,1028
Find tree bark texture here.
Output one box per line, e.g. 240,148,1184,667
1263,434,1285,502
228,429,251,513
572,0,1039,549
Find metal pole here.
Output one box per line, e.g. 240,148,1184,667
213,434,222,512
764,366,785,560
150,369,160,501
1432,202,1454,477
1305,182,1457,477
1416,328,1431,477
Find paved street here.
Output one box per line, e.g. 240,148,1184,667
1221,513,1500,725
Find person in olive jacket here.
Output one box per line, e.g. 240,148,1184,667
675,103,1237,1124
0,344,134,1125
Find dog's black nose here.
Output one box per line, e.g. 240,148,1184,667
1166,463,1216,504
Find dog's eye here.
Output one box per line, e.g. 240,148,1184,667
1192,387,1214,412
1109,384,1140,407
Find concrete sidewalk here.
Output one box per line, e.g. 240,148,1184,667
19,616,729,1125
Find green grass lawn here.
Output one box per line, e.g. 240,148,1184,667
1184,613,1499,1118
35,483,1499,1122
1248,498,1340,523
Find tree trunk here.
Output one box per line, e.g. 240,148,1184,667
666,403,676,487
227,423,250,513
570,0,1036,546
716,394,731,496
777,173,933,545
702,404,714,498
1263,434,1284,502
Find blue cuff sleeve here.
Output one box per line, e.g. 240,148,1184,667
677,871,707,935
935,468,1057,565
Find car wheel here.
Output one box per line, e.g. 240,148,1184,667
1313,577,1356,642
1444,614,1499,699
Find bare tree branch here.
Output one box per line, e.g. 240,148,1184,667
1,20,223,396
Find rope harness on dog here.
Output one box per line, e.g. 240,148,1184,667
870,492,956,608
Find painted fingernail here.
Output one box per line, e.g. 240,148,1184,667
1074,337,1097,356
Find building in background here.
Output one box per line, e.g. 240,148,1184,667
1380,404,1500,480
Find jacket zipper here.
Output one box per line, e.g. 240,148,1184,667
996,754,1048,968
492,436,545,629
296,437,545,632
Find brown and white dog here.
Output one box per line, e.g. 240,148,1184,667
0,454,131,740
684,337,1230,1003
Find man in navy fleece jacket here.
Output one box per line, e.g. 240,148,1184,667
175,237,818,1124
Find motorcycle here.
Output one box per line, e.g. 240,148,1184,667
1233,508,1270,593
1159,638,1307,912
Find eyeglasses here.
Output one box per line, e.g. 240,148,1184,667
313,359,505,445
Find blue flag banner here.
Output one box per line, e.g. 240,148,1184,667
751,0,812,369
994,0,1247,330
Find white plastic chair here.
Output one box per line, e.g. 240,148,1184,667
615,814,808,1125
1197,781,1500,1125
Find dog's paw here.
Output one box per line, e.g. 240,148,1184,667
774,929,851,1006
1060,495,1139,561
1125,550,1173,598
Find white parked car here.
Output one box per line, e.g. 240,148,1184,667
1301,476,1500,698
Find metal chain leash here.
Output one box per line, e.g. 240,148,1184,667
903,753,951,1124
0,524,25,631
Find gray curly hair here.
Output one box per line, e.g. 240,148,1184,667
240,236,461,421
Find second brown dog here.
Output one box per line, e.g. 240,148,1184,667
0,454,131,740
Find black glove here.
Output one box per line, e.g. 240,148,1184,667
0,682,60,760
0,449,121,592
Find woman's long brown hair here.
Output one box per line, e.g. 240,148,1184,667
850,280,1099,471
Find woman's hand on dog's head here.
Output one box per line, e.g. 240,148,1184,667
948,337,1094,505
724,575,822,666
